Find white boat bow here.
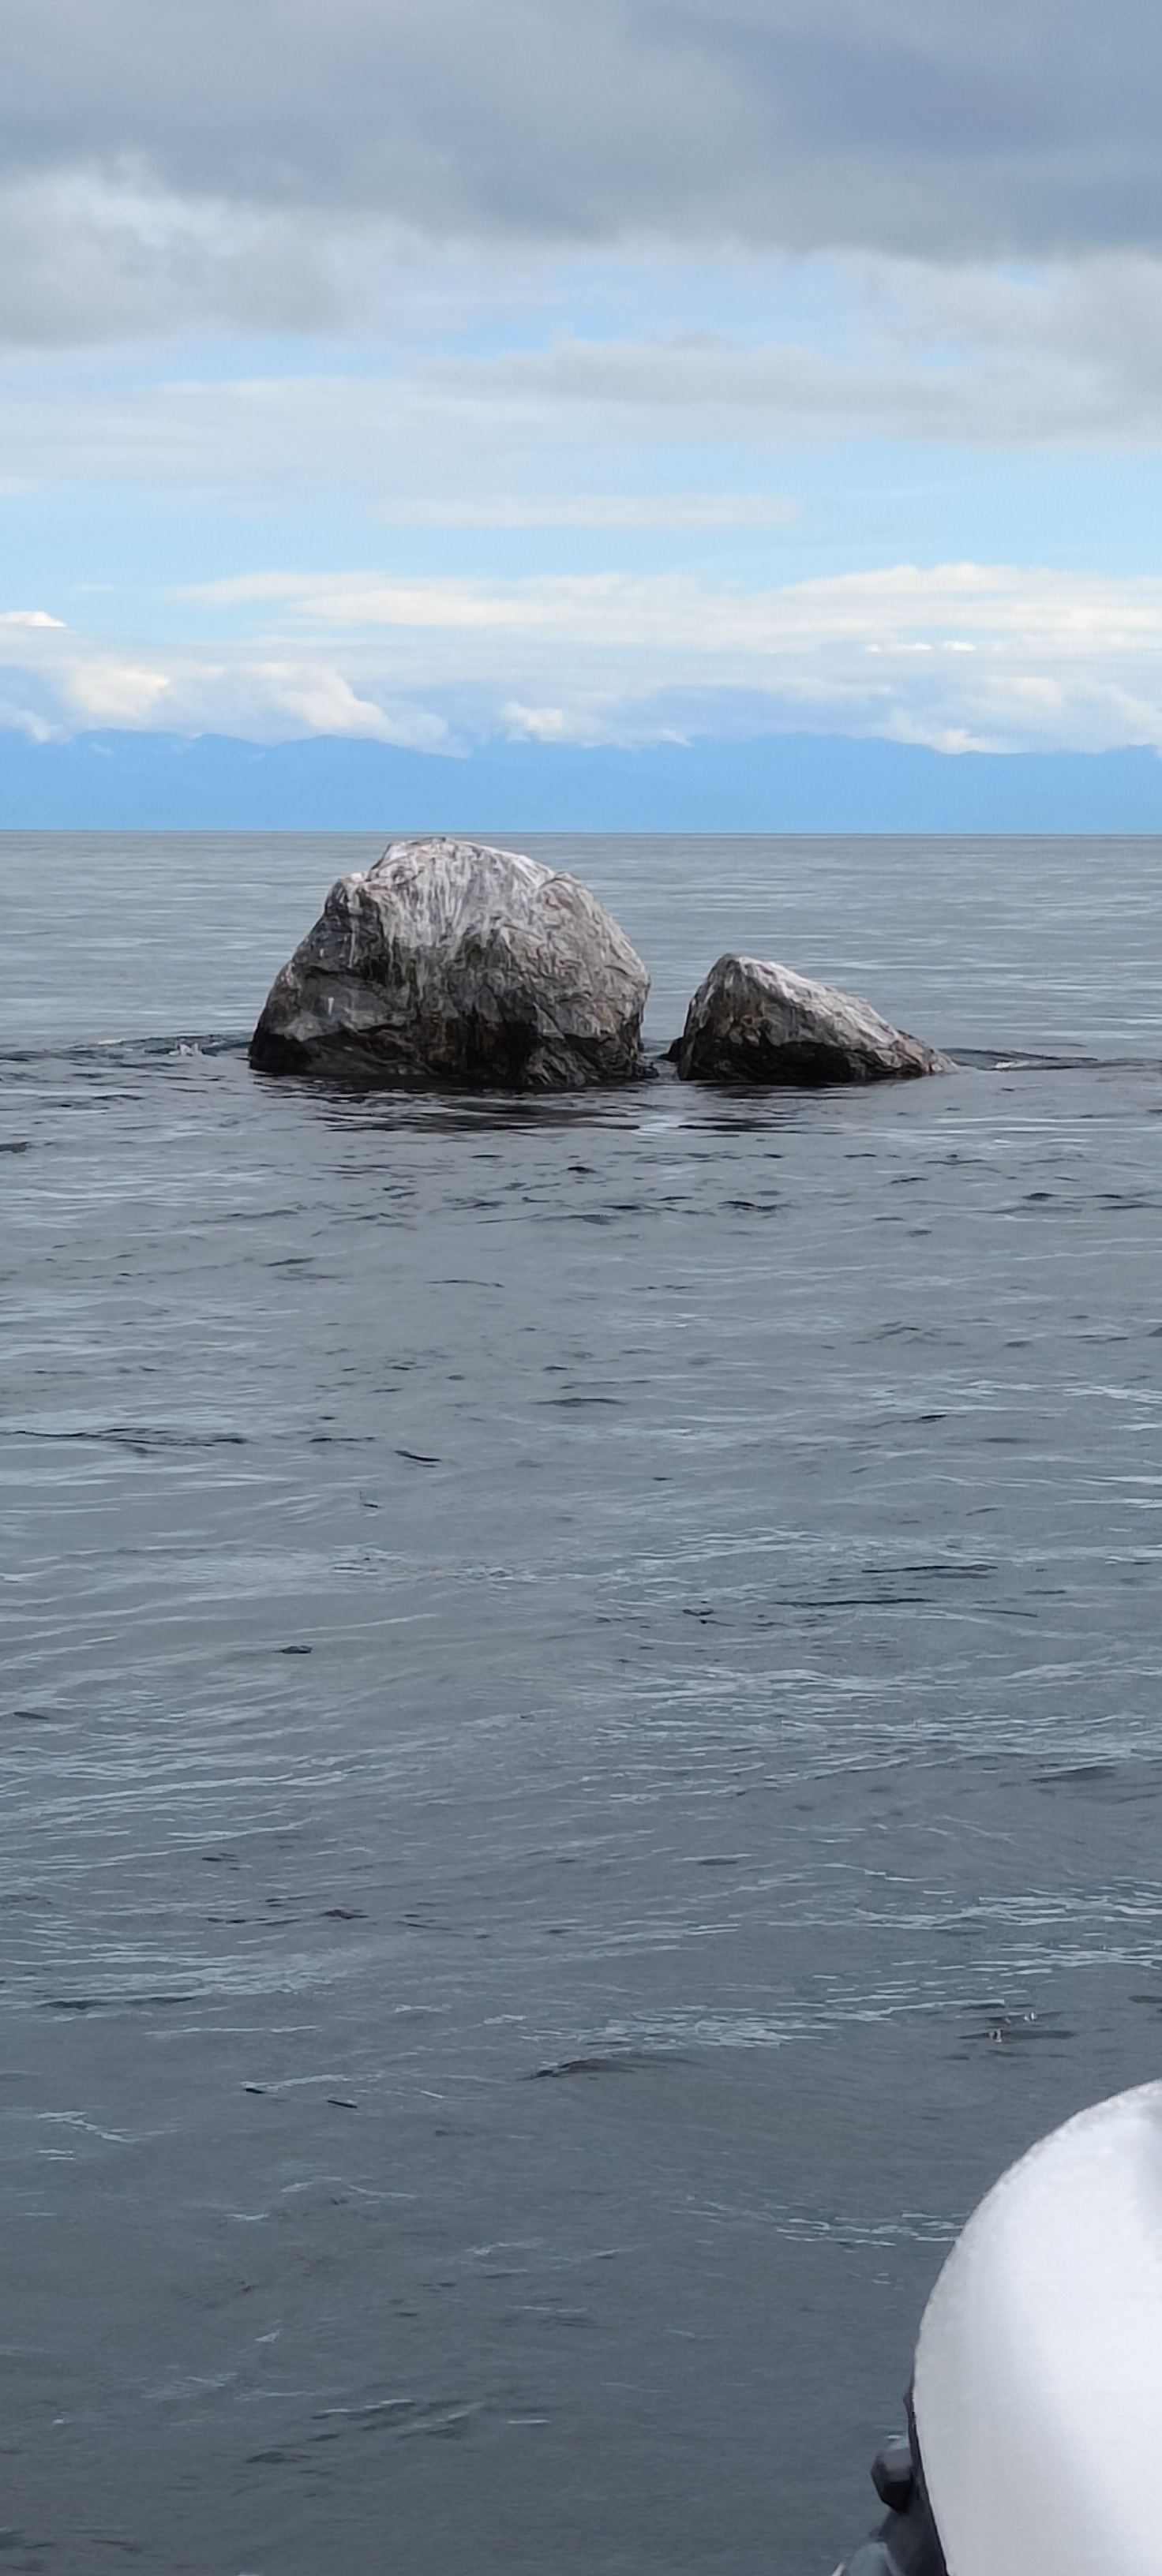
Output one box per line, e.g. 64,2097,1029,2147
839,2078,1162,2575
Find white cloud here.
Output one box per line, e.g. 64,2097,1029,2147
9,559,1162,754
186,665,448,747
0,695,61,742
183,556,1162,657
65,657,171,722
500,699,661,744
0,616,454,747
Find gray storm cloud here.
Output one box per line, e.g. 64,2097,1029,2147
1,0,1160,257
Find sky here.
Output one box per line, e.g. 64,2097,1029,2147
3,0,1162,762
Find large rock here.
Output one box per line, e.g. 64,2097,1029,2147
249,837,650,1088
673,953,952,1085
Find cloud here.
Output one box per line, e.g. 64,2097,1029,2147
0,615,452,746
0,167,384,343
11,559,1162,755
500,698,685,746
8,8,1157,778
209,665,448,745
0,0,1160,309
6,248,1162,472
65,657,172,723
445,256,1162,449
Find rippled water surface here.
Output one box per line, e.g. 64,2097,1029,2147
5,832,1162,2576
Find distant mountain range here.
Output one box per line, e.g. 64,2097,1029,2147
4,728,1162,833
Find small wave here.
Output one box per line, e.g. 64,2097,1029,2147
0,1032,248,1068
950,1046,1162,1072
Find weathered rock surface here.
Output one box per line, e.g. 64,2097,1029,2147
673,953,953,1085
249,837,650,1088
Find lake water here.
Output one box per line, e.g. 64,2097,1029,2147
5,830,1162,2576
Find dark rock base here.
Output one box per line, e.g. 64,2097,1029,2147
248,1013,652,1090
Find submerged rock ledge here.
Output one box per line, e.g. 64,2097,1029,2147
673,953,953,1085
249,836,651,1090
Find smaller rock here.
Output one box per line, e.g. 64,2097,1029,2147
673,953,952,1085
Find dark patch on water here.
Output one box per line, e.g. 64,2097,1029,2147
530,2053,677,2079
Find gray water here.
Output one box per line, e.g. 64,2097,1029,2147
5,831,1162,2576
